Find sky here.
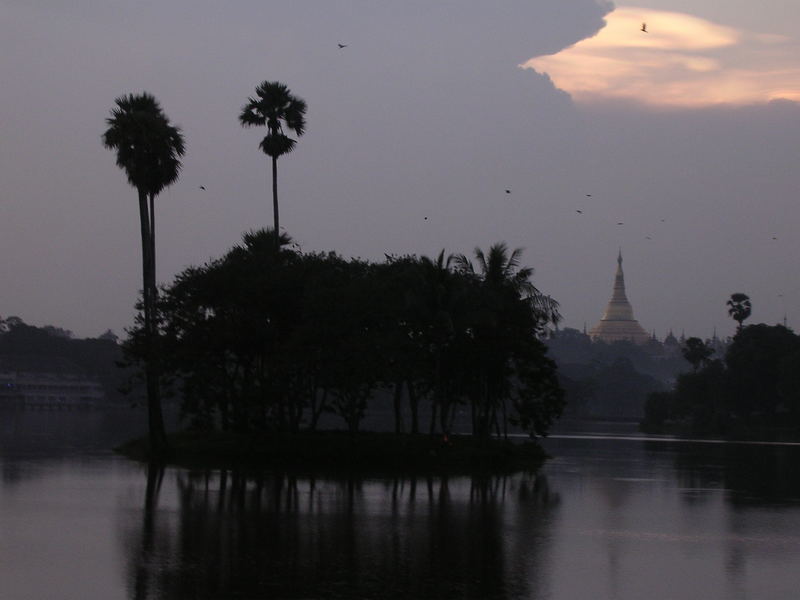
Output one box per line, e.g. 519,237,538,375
1,0,799,340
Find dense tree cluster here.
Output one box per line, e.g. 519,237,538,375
102,84,567,453
127,230,565,439
642,324,800,437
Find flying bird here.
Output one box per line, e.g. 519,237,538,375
586,194,592,197
576,210,583,214
772,236,778,240
617,222,624,225
641,23,648,33
338,43,348,49
424,217,428,221
199,185,206,190
505,189,511,194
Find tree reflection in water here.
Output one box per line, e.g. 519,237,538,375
126,467,558,599
650,441,800,506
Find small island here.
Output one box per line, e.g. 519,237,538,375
115,231,565,472
101,86,566,472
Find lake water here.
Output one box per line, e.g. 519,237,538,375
2,412,800,599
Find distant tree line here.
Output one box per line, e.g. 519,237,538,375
547,328,695,378
0,317,126,400
124,230,565,440
546,328,699,419
642,324,800,437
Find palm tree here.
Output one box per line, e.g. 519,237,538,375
682,337,713,372
452,243,561,438
453,242,561,328
727,293,752,332
102,92,185,455
415,250,462,435
239,81,307,246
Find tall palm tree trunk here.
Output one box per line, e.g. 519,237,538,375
138,189,167,454
408,380,419,434
271,155,280,247
149,193,156,300
393,379,404,434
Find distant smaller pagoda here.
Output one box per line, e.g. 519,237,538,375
589,250,650,345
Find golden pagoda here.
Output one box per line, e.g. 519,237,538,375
589,250,650,344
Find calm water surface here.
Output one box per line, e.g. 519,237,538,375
2,412,800,599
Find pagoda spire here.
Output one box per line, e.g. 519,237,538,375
602,248,634,321
589,249,649,344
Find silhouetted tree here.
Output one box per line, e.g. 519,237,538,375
778,350,800,426
369,255,431,434
146,234,564,439
454,244,560,329
727,293,752,332
643,324,800,436
98,329,119,343
453,243,562,438
682,337,713,372
725,324,800,421
239,81,307,246
102,92,185,454
405,250,466,435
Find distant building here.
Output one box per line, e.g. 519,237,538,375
0,356,105,409
589,250,650,345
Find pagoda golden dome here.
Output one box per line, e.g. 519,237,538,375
589,250,650,345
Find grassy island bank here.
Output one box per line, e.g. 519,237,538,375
116,431,548,474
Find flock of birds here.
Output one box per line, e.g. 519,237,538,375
196,24,782,245
333,25,669,238
492,21,777,245
500,187,666,241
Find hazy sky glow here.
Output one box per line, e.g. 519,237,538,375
1,0,799,340
528,6,800,107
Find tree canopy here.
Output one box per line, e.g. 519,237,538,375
727,293,752,332
125,231,565,439
642,323,800,437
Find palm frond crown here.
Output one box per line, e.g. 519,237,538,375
102,92,185,195
238,81,307,159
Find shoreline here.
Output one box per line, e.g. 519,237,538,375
115,430,548,474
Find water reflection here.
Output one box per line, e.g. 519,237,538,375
655,442,800,505
0,408,150,457
4,421,800,599
126,467,558,599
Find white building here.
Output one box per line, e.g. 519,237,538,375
0,356,105,409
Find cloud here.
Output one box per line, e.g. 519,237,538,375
524,6,800,107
